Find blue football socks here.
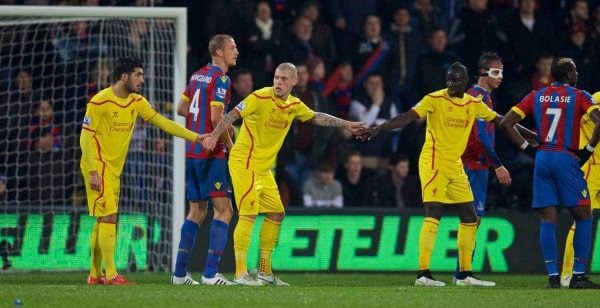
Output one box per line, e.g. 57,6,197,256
203,219,229,278
539,222,558,275
573,218,592,274
174,219,199,278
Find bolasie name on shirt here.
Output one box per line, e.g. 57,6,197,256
190,73,212,83
539,95,572,103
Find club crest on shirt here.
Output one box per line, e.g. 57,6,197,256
83,116,91,126
220,75,228,83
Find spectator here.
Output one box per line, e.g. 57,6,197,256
530,52,554,90
337,151,377,207
557,24,599,92
279,16,319,66
412,26,460,102
349,14,393,89
28,99,61,152
447,0,508,73
324,62,354,120
283,63,336,188
349,74,400,173
370,154,422,208
386,5,424,102
0,173,6,201
303,161,343,208
505,0,555,79
299,1,337,71
244,1,284,88
22,126,67,204
87,60,113,102
410,0,441,35
228,68,254,128
230,69,254,106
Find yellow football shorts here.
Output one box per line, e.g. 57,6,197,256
419,155,474,204
83,169,120,217
583,164,600,210
228,160,284,215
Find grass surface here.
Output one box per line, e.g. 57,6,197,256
1,272,599,307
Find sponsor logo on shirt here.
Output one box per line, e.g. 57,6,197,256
83,116,91,126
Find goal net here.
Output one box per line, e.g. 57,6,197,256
0,6,187,272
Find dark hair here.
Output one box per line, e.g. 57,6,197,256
390,153,410,166
448,62,468,76
316,160,336,173
427,25,446,38
113,57,142,82
551,57,575,82
344,150,362,162
477,52,502,71
535,52,554,62
231,68,252,82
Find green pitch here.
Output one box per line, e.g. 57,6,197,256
1,273,598,307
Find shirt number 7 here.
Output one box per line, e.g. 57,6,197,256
545,107,561,142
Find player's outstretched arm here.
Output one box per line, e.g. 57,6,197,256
358,109,419,140
310,112,366,133
147,112,198,142
202,110,241,151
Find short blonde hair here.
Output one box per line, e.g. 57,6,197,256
208,34,233,58
275,62,297,78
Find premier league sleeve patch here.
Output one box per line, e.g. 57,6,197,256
83,116,92,126
236,102,246,111
216,87,227,100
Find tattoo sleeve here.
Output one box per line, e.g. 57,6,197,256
211,110,240,137
311,112,348,128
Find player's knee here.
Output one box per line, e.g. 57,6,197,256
99,214,118,224
266,212,285,222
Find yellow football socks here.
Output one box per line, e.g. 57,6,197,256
561,223,575,278
233,216,255,278
258,218,282,275
98,222,117,279
89,221,103,278
418,217,439,270
457,222,477,272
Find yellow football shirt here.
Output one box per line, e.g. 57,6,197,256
230,87,315,172
413,89,497,162
80,87,197,177
581,91,600,189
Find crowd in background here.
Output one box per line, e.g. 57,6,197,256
0,0,599,213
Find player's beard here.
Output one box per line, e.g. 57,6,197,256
125,81,140,94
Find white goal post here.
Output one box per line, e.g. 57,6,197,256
0,5,186,272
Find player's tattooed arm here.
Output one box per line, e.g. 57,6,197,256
311,112,366,133
199,110,240,151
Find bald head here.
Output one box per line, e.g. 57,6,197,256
273,62,298,99
276,62,297,78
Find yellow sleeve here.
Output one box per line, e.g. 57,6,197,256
474,101,497,121
592,92,600,103
235,92,260,118
80,103,102,172
148,112,198,142
295,101,315,122
412,96,433,118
